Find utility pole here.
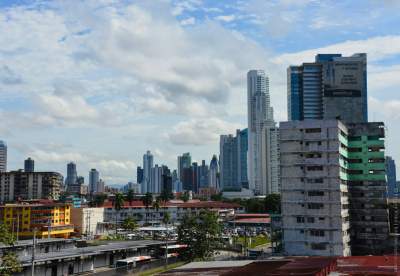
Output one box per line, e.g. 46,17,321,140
31,228,36,276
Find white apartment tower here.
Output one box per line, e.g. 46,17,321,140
247,70,278,195
280,120,351,256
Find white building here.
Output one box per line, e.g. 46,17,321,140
71,207,105,238
261,124,280,194
150,165,163,194
280,120,351,256
142,151,153,194
0,141,6,172
247,70,277,195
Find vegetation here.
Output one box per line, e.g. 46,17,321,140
237,235,270,249
159,188,174,202
142,192,153,224
90,193,107,207
162,212,171,226
138,261,186,276
177,210,222,261
122,216,139,232
0,224,22,276
179,191,190,202
125,189,135,204
265,194,281,213
113,192,125,234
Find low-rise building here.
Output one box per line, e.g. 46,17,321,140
71,207,105,238
0,200,74,239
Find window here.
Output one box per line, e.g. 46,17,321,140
307,178,323,184
311,243,327,250
348,147,362,152
318,217,325,221
300,230,304,234
307,217,315,223
305,128,321,133
310,229,325,236
308,203,324,209
297,217,305,223
307,166,323,171
308,191,324,196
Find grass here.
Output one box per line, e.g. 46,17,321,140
138,261,186,276
236,235,270,249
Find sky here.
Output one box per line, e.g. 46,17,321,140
1,0,400,185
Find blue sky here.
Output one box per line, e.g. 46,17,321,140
1,0,400,184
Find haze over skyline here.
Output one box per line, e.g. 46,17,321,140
1,0,399,184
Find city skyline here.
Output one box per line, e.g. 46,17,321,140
1,0,400,184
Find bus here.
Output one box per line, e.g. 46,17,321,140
115,255,152,272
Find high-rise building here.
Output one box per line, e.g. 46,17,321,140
172,169,182,193
280,119,389,256
287,53,367,123
220,135,239,191
261,124,280,194
386,156,397,198
209,155,219,190
150,164,163,194
0,171,63,202
89,169,99,194
345,122,389,255
198,160,209,188
67,175,84,195
280,120,351,256
247,70,277,195
66,162,77,186
178,153,191,182
182,167,193,191
137,166,144,185
24,157,34,172
237,129,248,189
97,179,105,193
0,141,7,172
191,162,199,193
142,150,153,194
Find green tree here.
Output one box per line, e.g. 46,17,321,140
179,191,189,202
113,193,125,235
125,189,135,204
141,192,153,224
122,216,139,232
210,192,223,201
177,210,222,261
152,197,161,224
162,212,171,226
265,193,281,214
91,193,107,207
159,188,173,202
0,224,22,276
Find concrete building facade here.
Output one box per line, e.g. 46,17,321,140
262,124,280,194
0,140,7,172
280,120,351,256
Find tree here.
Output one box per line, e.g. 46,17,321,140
179,191,190,202
0,224,22,276
152,197,161,224
265,193,281,214
210,192,223,201
159,188,173,202
126,189,135,205
141,192,153,224
122,217,139,232
91,193,107,207
113,193,125,235
178,210,222,261
162,212,171,226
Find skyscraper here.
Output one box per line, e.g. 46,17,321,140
261,124,280,194
220,134,238,191
178,153,191,182
0,141,7,172
247,70,275,195
386,156,397,198
89,168,99,194
209,155,219,190
287,53,367,123
24,157,34,172
137,166,144,185
142,150,153,193
237,129,248,189
198,160,209,188
66,162,77,186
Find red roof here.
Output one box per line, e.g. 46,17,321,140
235,213,270,218
336,255,400,275
101,200,241,209
231,218,270,224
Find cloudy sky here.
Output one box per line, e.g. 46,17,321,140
1,0,400,185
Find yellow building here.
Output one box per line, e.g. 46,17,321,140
0,200,74,239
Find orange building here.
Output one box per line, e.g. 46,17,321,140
0,200,74,239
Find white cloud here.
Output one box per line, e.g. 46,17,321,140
215,15,236,23
167,118,241,146
180,17,196,25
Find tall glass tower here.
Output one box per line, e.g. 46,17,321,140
66,162,77,186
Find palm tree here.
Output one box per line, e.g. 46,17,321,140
152,197,161,225
126,189,135,205
142,192,153,225
113,192,125,235
122,216,139,232
162,212,171,269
